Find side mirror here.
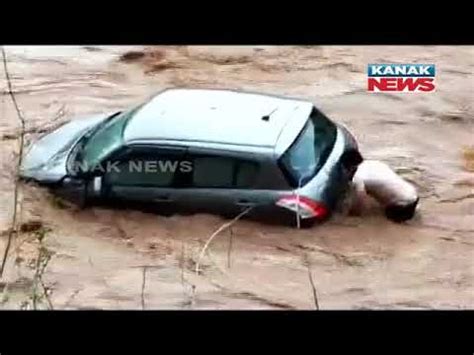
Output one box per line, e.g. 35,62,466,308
88,176,103,199
55,177,89,208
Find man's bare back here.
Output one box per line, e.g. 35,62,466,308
347,160,419,222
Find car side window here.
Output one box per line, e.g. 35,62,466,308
103,152,181,187
191,156,258,188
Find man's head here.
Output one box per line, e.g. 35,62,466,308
341,149,363,178
385,198,419,222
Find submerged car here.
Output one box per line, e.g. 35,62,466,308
20,88,362,227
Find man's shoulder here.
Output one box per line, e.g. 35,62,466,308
360,160,390,170
358,160,394,177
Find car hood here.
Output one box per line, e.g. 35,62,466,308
20,112,114,183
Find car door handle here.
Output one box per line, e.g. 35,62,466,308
153,195,172,202
236,200,257,207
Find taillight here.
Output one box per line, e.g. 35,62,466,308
276,195,328,219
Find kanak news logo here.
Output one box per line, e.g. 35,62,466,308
367,64,436,92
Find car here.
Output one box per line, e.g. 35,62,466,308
20,88,362,227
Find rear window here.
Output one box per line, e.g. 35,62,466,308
279,108,337,187
191,156,259,188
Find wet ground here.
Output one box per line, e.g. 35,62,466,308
0,46,473,309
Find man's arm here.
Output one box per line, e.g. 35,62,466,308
348,178,368,216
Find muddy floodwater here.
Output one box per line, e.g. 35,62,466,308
0,46,473,309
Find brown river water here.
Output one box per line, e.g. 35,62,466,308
0,46,472,309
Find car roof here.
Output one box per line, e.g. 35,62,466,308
123,88,313,155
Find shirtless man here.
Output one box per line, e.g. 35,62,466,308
345,157,419,222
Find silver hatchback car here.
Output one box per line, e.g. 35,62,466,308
20,88,362,227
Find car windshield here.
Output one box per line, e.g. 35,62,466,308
279,108,337,187
76,105,142,172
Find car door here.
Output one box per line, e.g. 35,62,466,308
170,148,268,215
101,145,186,207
